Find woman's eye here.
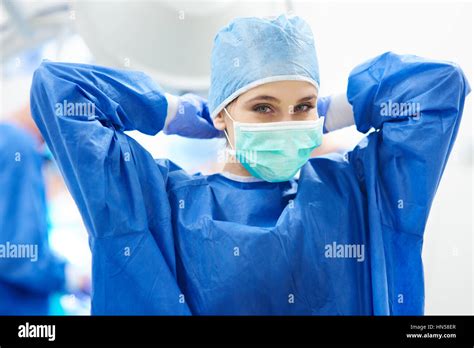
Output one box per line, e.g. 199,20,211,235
293,104,314,113
253,105,273,113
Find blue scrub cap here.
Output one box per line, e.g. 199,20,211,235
208,14,320,119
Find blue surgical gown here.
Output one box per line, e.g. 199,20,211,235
30,53,470,315
0,124,66,315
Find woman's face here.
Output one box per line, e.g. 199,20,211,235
213,80,319,147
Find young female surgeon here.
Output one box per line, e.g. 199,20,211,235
30,15,470,315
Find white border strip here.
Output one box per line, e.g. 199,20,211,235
211,75,320,119
237,117,325,132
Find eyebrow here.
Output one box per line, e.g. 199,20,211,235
296,95,317,103
244,94,317,105
244,95,281,105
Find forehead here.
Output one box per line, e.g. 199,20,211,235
238,80,318,102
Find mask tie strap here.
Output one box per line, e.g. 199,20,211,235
223,107,236,153
223,107,236,122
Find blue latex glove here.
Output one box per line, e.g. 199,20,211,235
163,93,223,139
317,95,331,118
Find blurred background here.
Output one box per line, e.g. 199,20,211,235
0,0,472,315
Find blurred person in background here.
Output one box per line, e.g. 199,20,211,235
0,105,90,315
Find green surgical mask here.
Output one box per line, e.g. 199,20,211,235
223,107,324,182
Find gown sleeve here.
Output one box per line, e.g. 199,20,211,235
30,61,191,314
346,52,470,314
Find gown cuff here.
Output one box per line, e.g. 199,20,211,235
324,93,355,132
164,93,180,130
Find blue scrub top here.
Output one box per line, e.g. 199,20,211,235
30,53,470,315
0,124,66,315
